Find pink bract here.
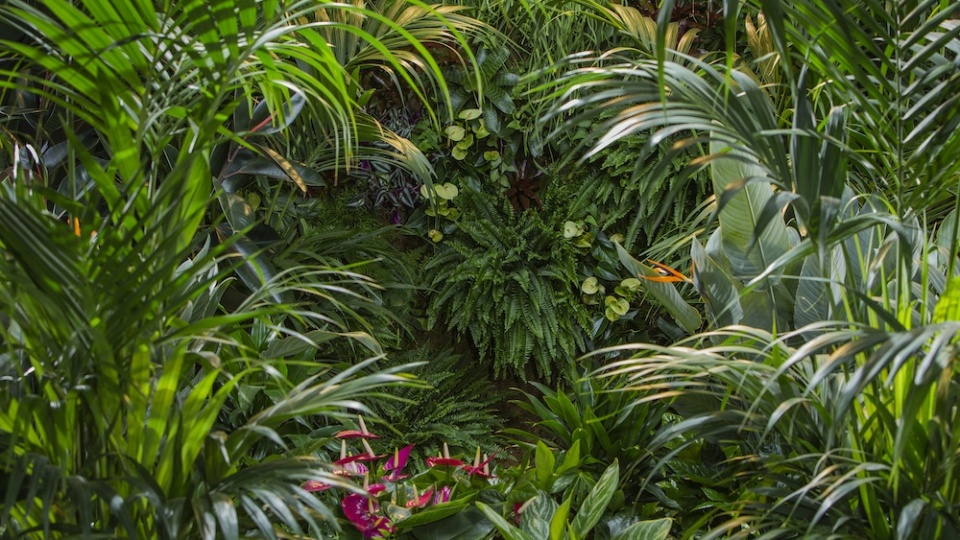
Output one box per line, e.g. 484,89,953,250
433,485,452,505
341,493,395,538
383,444,415,472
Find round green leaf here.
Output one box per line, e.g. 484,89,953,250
445,125,466,141
564,221,584,238
581,277,600,295
458,108,483,120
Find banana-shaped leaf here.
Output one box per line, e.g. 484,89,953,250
710,140,793,283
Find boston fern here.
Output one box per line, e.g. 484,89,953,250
367,345,505,453
425,190,591,379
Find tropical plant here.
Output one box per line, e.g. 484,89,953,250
0,0,471,537
365,344,505,453
309,422,501,539
545,0,960,537
477,461,673,540
505,366,671,506
424,188,591,379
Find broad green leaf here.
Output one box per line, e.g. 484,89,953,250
406,506,494,540
581,277,600,295
570,461,618,538
246,91,307,135
692,233,742,327
535,441,557,486
476,502,537,540
610,518,672,540
521,494,557,539
394,498,473,530
459,108,482,120
445,125,466,141
550,497,572,540
709,141,792,281
933,276,960,323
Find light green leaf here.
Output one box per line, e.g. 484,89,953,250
535,440,556,486
459,108,483,120
445,125,466,141
564,221,584,238
476,503,537,540
550,497,572,540
581,277,600,295
610,518,672,540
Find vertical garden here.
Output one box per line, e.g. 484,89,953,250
1,0,958,538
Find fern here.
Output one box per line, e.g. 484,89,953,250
368,345,505,454
424,190,591,379
561,128,710,250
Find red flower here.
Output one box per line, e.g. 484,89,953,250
336,452,385,464
426,456,465,468
406,488,435,508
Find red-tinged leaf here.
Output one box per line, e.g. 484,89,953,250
336,430,381,439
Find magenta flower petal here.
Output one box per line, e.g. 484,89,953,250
367,483,387,496
383,444,415,472
382,472,410,483
426,457,465,468
364,517,394,538
342,493,393,537
339,461,369,477
433,485,452,505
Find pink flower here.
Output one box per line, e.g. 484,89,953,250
382,444,415,482
433,485,452,505
341,493,395,538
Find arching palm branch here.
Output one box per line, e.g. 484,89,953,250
0,0,459,537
